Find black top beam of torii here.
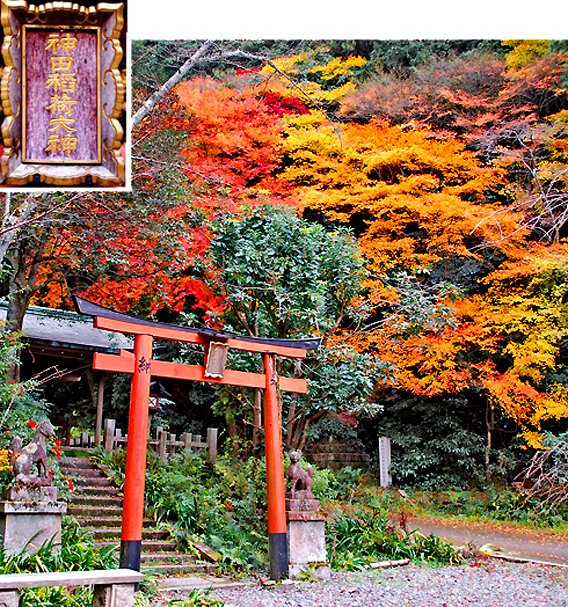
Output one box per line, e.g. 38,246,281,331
73,296,321,352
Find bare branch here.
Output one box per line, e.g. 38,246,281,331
132,40,215,128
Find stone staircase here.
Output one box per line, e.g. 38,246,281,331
60,455,215,577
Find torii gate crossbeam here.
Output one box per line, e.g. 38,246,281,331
74,297,320,580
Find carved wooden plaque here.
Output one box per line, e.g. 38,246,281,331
1,1,125,187
205,342,230,379
24,27,100,164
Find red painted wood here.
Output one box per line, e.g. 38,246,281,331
263,353,287,535
93,351,134,374
150,359,264,388
93,316,203,344
94,352,308,394
279,376,307,394
121,334,153,542
93,316,308,358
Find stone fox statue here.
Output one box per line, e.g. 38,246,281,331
11,420,55,485
287,449,314,498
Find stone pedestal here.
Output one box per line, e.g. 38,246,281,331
0,487,67,555
286,497,330,580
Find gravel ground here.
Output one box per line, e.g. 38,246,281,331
198,561,568,607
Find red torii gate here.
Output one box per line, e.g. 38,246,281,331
74,296,320,580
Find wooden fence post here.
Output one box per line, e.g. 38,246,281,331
207,428,218,465
158,429,167,459
168,433,176,457
103,419,218,463
183,433,192,451
104,419,116,452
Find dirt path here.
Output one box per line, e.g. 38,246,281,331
409,517,568,566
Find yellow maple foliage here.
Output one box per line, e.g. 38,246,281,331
260,49,366,105
502,39,551,70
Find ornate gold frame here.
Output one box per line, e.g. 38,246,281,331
0,1,125,187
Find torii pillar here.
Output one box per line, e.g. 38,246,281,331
120,333,153,570
264,352,287,577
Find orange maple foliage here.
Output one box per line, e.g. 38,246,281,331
369,241,568,446
282,115,526,273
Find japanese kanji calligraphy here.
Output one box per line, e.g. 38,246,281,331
0,1,125,187
24,26,99,163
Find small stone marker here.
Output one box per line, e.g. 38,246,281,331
379,436,392,488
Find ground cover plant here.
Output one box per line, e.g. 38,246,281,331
328,509,461,570
361,484,568,532
95,447,462,576
169,589,225,607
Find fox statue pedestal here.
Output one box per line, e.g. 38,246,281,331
0,486,67,555
285,450,330,579
286,496,330,580
2,420,66,555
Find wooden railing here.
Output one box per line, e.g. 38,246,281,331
103,419,218,464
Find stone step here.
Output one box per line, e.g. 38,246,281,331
62,468,106,479
95,540,178,552
61,457,95,469
141,562,215,575
76,486,121,497
92,528,169,541
78,517,122,528
73,476,114,487
140,552,197,564
71,495,123,507
78,517,155,529
68,505,123,517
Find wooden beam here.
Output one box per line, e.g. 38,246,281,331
93,316,308,358
93,351,308,394
94,316,203,345
94,350,135,374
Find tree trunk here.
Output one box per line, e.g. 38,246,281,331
253,388,262,452
290,413,305,451
285,394,297,449
132,41,214,128
3,253,35,382
4,227,49,335
226,414,239,457
284,359,303,449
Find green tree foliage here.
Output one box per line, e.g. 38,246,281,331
192,204,390,449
